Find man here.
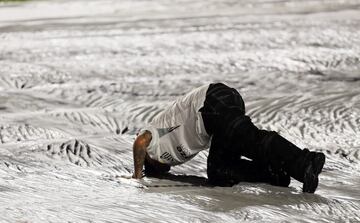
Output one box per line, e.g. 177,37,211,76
132,83,325,193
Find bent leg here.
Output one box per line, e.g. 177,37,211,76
200,82,324,192
221,113,325,192
207,134,290,187
256,130,325,193
201,83,291,187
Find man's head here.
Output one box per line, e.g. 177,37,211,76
144,154,170,176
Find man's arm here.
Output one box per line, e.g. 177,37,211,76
132,131,152,179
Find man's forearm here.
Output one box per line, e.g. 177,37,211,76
132,131,152,179
133,144,146,179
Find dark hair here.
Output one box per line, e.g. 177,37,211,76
144,157,156,175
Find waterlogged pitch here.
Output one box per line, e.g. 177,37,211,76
0,0,360,222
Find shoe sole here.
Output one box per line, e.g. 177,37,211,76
303,153,325,193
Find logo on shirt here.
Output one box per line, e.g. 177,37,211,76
160,152,175,163
157,125,180,138
176,144,196,160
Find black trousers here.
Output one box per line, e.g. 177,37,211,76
200,83,311,186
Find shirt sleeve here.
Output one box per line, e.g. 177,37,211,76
138,125,159,160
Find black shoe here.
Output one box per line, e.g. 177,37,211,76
303,152,325,193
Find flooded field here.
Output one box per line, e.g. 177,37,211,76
0,0,360,222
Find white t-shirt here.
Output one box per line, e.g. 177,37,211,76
139,84,211,166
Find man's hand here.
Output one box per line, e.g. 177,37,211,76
132,131,152,179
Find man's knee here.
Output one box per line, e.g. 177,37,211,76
207,165,237,187
206,150,235,186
